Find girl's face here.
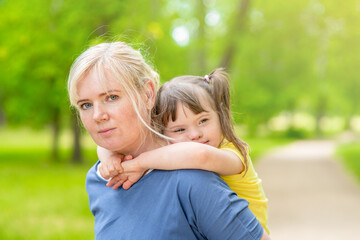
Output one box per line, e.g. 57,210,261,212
76,69,145,155
164,101,223,148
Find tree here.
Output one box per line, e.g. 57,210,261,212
0,0,127,162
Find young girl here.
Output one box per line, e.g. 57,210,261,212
98,68,269,234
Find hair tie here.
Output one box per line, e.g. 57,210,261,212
204,75,210,83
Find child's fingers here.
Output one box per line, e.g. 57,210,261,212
108,167,121,178
99,164,111,180
108,160,123,176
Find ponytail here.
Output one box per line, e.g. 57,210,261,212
206,68,249,175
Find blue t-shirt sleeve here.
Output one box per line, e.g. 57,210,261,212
176,170,264,240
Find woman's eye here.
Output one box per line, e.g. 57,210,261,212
107,95,119,101
80,103,92,110
174,128,185,133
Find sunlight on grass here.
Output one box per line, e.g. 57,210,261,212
0,163,94,239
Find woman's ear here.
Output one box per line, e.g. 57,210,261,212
144,80,156,109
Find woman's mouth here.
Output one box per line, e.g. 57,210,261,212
98,128,116,137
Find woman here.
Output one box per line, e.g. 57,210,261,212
68,41,270,239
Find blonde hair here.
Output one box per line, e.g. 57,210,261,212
68,41,162,143
152,68,250,174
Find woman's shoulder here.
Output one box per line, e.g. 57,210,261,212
151,169,221,186
167,169,229,192
85,161,109,185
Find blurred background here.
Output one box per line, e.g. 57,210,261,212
0,0,359,239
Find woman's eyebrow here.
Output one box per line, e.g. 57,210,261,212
98,89,121,97
77,99,89,105
76,90,122,104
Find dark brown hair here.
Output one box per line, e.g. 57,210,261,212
152,68,249,174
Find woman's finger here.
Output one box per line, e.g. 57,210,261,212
122,180,135,190
112,179,125,190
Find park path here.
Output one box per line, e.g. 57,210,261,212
255,139,360,240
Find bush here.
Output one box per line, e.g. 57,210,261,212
336,142,360,183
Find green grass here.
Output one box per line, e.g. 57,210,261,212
336,141,360,183
0,127,97,239
0,126,292,239
0,162,94,239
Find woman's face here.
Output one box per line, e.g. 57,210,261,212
75,69,143,154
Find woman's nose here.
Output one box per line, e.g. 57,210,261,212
93,104,109,122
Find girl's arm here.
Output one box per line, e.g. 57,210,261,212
135,142,244,175
98,146,135,189
97,145,124,179
107,141,245,190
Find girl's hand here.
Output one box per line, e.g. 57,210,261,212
106,155,133,189
98,146,124,180
107,154,148,190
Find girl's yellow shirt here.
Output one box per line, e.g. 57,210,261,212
220,141,270,234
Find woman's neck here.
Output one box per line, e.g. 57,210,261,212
119,134,168,158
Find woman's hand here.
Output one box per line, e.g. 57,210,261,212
106,154,148,190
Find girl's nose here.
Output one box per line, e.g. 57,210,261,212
189,128,203,141
93,104,109,122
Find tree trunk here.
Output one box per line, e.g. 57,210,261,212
315,95,326,138
0,103,5,125
219,0,250,69
51,108,60,161
71,110,83,164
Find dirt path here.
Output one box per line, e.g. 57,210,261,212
255,140,360,240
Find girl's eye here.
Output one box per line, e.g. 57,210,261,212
107,95,119,101
80,103,92,110
199,118,208,125
174,128,185,133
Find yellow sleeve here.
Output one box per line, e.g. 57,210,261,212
219,140,247,175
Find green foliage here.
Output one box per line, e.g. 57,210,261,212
336,141,360,182
1,0,360,154
245,136,293,163
235,125,293,161
269,127,314,139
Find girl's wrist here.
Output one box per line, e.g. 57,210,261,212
137,152,150,172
